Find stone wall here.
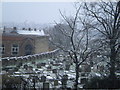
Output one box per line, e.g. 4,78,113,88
1,49,59,67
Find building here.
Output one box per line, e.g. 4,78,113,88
0,27,49,57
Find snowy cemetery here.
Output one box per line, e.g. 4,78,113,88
1,1,120,89
0,49,110,89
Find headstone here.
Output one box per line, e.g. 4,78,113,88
52,69,57,73
99,66,104,72
28,66,33,71
47,66,52,70
79,67,82,72
43,82,49,89
59,67,63,70
32,61,36,64
50,61,53,65
37,63,41,68
81,72,86,76
41,63,46,66
54,80,58,86
41,76,46,82
81,78,87,84
17,62,22,68
23,64,28,70
85,65,91,72
62,75,68,88
35,68,38,71
53,63,60,66
55,60,59,63
65,65,70,70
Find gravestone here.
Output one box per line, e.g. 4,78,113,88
17,62,22,68
28,66,33,71
54,80,58,86
23,64,28,70
81,78,87,84
41,76,46,82
79,67,82,72
50,61,53,65
47,66,52,70
85,65,91,72
59,67,63,70
81,72,86,76
43,82,49,89
32,61,36,64
37,63,41,68
62,75,68,87
65,65,70,70
41,63,46,66
52,69,57,73
53,63,60,66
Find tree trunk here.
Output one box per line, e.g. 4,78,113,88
75,63,79,90
109,39,117,80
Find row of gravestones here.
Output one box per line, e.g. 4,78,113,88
20,53,90,88
19,56,74,85
31,55,90,88
35,59,72,72
1,49,59,67
6,56,89,89
19,54,91,83
26,74,88,89
26,55,73,70
27,74,69,89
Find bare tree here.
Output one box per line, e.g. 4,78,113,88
48,24,71,50
83,1,120,81
49,4,100,89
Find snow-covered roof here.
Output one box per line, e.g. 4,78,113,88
17,29,45,36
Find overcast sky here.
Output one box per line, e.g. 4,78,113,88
2,2,75,25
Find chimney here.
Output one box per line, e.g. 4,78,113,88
34,28,36,31
3,26,5,33
13,27,17,30
22,28,25,30
11,27,17,33
28,28,31,31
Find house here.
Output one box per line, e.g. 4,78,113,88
0,27,49,57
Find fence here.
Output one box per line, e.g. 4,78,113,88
1,49,60,67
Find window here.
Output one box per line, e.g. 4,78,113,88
25,44,33,55
11,44,19,55
0,44,5,55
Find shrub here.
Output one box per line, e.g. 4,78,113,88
84,76,120,89
2,74,22,89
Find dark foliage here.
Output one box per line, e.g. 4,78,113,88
84,76,120,89
2,74,22,90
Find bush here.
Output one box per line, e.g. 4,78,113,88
2,74,22,89
84,76,120,89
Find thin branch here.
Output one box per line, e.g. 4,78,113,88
59,10,73,31
54,21,71,38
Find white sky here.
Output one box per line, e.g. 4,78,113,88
2,2,75,24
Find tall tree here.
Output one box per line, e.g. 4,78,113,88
83,1,120,81
49,4,100,89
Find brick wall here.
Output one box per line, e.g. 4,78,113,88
35,36,49,54
1,35,49,57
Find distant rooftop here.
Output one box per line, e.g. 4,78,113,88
17,29,45,36
1,27,46,36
